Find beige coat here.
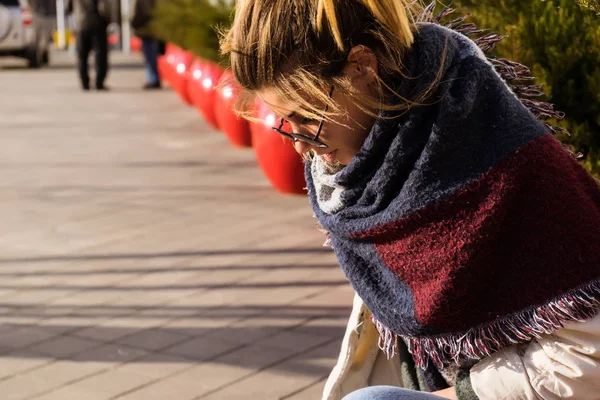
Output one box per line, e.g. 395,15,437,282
323,293,600,400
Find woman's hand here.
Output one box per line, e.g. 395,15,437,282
433,387,457,399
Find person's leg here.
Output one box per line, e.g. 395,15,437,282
93,27,109,89
342,386,447,400
76,30,93,90
157,39,166,56
141,37,160,88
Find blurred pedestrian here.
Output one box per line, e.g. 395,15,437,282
131,0,162,90
65,0,110,91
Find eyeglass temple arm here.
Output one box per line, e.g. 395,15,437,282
314,86,334,141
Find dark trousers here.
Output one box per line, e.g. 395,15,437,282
76,27,109,89
141,37,160,84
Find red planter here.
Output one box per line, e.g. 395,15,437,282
158,54,170,84
159,44,193,105
251,99,307,195
106,34,142,52
187,59,223,130
108,33,119,46
173,48,194,105
130,36,142,52
214,71,251,147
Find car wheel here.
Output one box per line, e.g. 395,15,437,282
41,47,49,65
26,42,43,69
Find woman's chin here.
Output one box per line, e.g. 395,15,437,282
319,153,345,172
321,150,338,163
334,151,355,166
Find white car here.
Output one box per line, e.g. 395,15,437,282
0,0,53,67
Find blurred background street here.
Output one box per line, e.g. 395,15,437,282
0,49,352,399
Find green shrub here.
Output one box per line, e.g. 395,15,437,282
453,0,600,175
150,0,233,63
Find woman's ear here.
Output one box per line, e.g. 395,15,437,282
344,45,378,84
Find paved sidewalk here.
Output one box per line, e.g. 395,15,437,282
0,50,352,399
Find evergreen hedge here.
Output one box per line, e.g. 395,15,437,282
150,0,232,63
454,0,600,175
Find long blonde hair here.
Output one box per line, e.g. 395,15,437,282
220,0,429,121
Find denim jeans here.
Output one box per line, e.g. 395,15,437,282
141,37,160,85
342,386,446,400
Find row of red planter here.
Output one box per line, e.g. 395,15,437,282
157,44,306,195
108,35,143,52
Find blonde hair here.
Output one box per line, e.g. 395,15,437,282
220,0,431,121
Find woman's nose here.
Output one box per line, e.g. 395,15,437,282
294,140,313,155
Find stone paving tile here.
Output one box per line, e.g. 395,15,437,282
106,288,202,308
42,289,130,308
293,283,355,309
161,286,248,310
0,358,106,400
28,335,103,359
0,288,19,300
201,323,277,346
161,336,242,361
114,363,250,400
0,323,74,345
274,338,343,385
0,350,52,381
0,324,17,336
198,339,341,400
198,366,324,400
29,316,117,336
0,274,65,290
72,311,174,343
47,272,143,288
36,304,136,323
155,315,242,338
70,343,149,366
222,307,319,331
0,326,62,352
31,368,155,400
117,270,203,288
291,317,349,339
227,284,346,308
114,327,190,351
4,304,71,322
284,379,328,400
215,342,299,374
1,289,75,307
253,329,335,353
111,353,192,380
12,344,152,399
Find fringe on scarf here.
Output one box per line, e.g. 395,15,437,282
316,219,333,248
419,2,583,158
372,280,600,369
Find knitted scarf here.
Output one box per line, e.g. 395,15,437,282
306,6,600,383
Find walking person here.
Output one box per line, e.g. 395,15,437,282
66,0,110,91
131,0,162,90
221,0,600,399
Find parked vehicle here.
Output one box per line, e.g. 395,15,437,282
0,0,53,67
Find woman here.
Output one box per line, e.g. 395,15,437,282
221,0,600,399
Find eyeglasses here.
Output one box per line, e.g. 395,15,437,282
271,87,334,149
